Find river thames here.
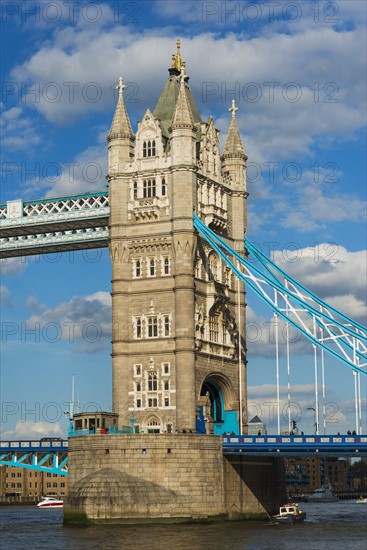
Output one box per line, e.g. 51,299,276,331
0,500,366,549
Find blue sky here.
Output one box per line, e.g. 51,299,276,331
0,0,366,438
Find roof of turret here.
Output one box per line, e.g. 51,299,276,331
107,77,134,141
171,67,196,129
153,40,202,137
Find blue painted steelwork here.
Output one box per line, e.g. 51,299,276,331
0,191,110,258
1,435,365,477
222,434,367,456
194,214,367,374
0,440,68,476
196,406,206,434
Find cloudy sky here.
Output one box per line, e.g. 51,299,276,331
1,0,366,438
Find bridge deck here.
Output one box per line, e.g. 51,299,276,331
222,435,367,456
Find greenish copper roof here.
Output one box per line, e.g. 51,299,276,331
153,74,202,138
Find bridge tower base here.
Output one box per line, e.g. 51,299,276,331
64,434,286,524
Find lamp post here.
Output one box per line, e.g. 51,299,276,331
307,407,318,435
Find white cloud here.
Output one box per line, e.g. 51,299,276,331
8,22,366,161
0,106,42,150
274,185,367,233
45,144,107,197
1,420,65,440
0,257,28,276
26,291,113,352
271,245,367,323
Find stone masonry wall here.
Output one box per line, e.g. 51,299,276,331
65,434,226,522
65,434,285,523
223,455,287,518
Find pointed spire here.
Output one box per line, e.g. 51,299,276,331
107,77,134,142
222,100,246,158
171,66,196,130
170,39,183,74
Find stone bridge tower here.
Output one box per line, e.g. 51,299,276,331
107,42,248,435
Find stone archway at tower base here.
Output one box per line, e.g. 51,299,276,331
64,434,286,524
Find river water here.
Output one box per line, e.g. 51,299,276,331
0,501,366,550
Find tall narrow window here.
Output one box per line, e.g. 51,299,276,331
152,140,156,156
164,315,170,337
208,253,218,281
147,140,152,156
148,373,158,391
209,315,219,342
134,259,141,278
134,364,142,376
136,318,142,339
143,142,147,157
133,181,138,199
222,321,227,345
163,257,170,275
149,258,155,277
164,397,170,407
148,317,158,338
164,381,169,391
161,177,166,196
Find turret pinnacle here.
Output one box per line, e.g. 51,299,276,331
222,100,247,158
171,66,196,130
107,77,134,142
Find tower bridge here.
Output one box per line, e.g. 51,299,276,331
1,41,366,522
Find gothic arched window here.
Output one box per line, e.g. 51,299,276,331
209,315,219,342
148,373,158,391
148,317,158,338
143,179,156,198
208,252,218,281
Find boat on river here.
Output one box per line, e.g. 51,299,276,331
271,503,306,524
356,496,367,503
307,485,339,502
37,496,63,509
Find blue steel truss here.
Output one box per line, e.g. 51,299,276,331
194,214,367,376
0,191,109,258
0,440,68,476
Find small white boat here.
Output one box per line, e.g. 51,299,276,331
271,503,306,524
37,496,63,509
356,496,367,503
307,484,338,502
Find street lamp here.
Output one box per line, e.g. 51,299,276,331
307,407,318,435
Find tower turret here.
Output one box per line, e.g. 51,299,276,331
221,100,248,241
107,77,135,175
170,65,197,165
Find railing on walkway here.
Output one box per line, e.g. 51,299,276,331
223,434,367,456
68,426,132,437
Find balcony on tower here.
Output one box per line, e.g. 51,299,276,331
197,180,228,232
128,196,170,221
